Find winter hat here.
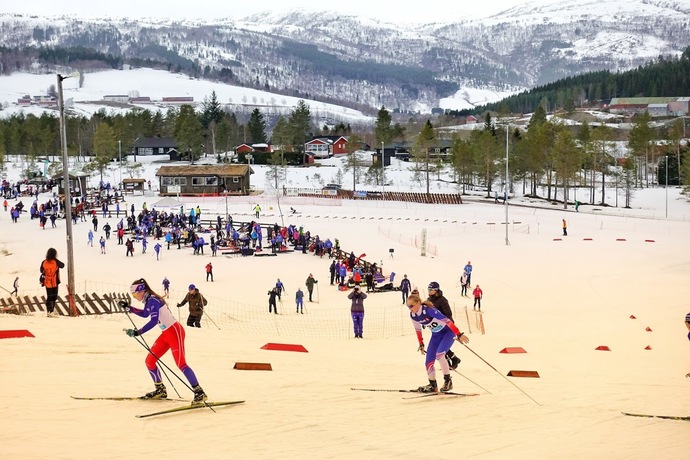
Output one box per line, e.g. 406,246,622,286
427,281,440,290
685,313,690,323
188,284,196,291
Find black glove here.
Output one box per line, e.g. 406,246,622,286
117,300,129,309
177,303,182,308
125,328,139,337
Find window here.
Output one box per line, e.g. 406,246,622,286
232,177,239,183
162,177,187,186
138,147,154,155
205,177,218,186
192,177,205,186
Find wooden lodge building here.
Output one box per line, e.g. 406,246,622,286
156,165,253,196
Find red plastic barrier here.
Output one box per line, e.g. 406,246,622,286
261,343,308,353
499,347,527,354
0,329,35,339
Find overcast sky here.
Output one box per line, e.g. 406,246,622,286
3,0,531,23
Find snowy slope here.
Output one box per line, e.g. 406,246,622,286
0,68,372,123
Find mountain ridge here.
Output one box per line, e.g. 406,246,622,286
1,0,689,113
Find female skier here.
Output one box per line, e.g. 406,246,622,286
120,278,207,405
406,293,469,393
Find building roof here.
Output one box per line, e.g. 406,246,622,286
134,137,177,148
156,165,253,177
610,97,677,105
122,178,146,183
307,136,348,145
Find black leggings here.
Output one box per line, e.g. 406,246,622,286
46,287,59,312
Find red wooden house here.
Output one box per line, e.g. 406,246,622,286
304,136,348,158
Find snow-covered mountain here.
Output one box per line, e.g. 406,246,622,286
0,0,688,113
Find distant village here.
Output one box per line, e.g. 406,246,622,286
15,94,194,108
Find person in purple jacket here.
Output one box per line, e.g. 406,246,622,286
119,278,207,405
348,286,367,338
407,292,469,393
685,313,690,378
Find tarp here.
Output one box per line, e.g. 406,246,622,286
152,197,183,208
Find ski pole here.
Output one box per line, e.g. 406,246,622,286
461,343,540,406
123,310,182,398
204,310,221,330
124,330,217,413
316,283,320,303
450,368,492,394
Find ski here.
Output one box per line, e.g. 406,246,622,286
622,412,690,421
351,388,423,393
403,392,479,400
135,400,245,418
72,396,185,401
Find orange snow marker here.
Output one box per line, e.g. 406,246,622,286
507,370,540,378
629,315,636,319
553,238,562,241
0,329,35,339
616,238,626,241
645,327,652,332
499,347,527,354
583,238,593,241
644,346,652,350
595,345,611,351
261,343,308,353
644,239,655,243
233,362,273,371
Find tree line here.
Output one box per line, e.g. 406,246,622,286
452,46,690,116
1,97,687,206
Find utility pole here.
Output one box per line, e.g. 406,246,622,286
57,72,80,316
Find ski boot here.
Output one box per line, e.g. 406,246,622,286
441,374,453,392
417,379,438,393
191,385,207,405
450,356,461,370
142,383,167,400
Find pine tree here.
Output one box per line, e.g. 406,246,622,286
201,91,224,156
288,100,312,154
374,106,394,145
247,108,267,144
174,105,203,164
92,123,117,181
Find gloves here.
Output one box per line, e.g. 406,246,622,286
417,343,426,355
117,300,129,309
177,303,182,308
125,328,139,337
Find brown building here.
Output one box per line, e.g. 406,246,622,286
156,165,253,196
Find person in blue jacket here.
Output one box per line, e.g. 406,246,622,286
120,278,207,405
463,261,473,287
407,292,469,393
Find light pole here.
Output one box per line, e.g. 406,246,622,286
381,141,385,199
57,71,79,316
665,154,668,218
118,140,122,188
504,125,510,246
